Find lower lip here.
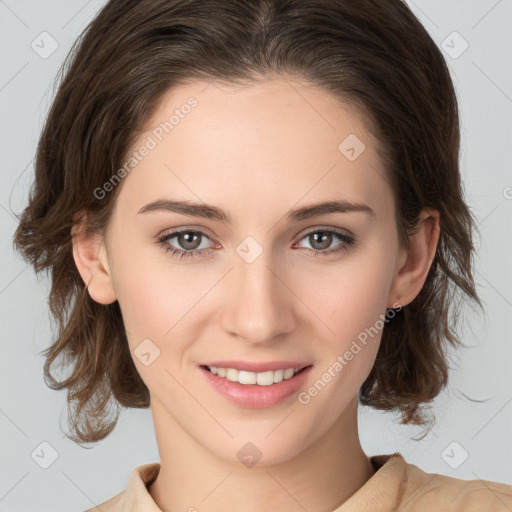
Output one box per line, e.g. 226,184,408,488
200,365,313,408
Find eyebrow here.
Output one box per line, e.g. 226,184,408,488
137,198,375,223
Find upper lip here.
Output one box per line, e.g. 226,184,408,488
200,360,313,373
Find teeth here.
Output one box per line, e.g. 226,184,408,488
208,366,301,386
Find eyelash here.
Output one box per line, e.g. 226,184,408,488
157,228,356,260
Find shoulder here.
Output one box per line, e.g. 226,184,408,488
83,463,161,512
83,491,124,512
398,456,512,511
83,489,127,512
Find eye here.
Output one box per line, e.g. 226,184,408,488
157,229,216,260
157,227,357,261
294,228,356,256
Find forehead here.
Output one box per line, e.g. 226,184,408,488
116,77,392,222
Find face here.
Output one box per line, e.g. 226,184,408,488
97,77,406,465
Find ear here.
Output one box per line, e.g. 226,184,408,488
387,208,440,308
71,213,117,304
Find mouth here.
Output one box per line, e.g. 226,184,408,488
200,364,312,386
199,363,314,408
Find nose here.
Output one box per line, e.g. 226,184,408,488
219,250,297,345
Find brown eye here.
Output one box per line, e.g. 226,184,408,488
295,229,356,256
157,229,215,260
175,231,203,250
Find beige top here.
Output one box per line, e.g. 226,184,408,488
85,453,512,511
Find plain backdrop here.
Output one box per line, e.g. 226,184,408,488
1,1,511,511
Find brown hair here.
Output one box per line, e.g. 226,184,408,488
13,0,481,445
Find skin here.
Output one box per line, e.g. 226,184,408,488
72,76,440,512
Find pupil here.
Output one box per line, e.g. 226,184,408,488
312,232,331,250
180,232,201,250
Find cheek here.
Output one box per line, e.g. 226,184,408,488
319,256,392,334
296,262,391,415
108,241,178,347
309,249,395,373
111,266,193,396
111,244,213,369
110,230,190,330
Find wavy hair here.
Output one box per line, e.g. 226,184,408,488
13,0,481,445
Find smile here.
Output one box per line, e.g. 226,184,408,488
204,366,303,386
199,364,313,408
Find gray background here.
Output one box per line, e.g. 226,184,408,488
1,1,511,511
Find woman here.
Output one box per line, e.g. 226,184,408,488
14,0,511,510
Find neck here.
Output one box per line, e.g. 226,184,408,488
148,395,374,512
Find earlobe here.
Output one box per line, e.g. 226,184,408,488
387,208,440,308
71,215,117,305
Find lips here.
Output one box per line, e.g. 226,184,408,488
200,363,314,408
